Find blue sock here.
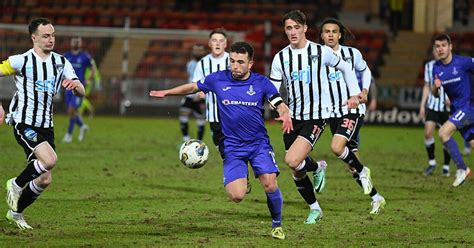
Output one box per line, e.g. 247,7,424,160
67,118,75,134
266,188,283,228
444,138,467,170
75,115,83,127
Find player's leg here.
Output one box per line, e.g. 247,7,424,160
423,119,437,175
252,145,284,239
284,120,324,224
331,115,373,194
346,134,386,214
193,99,206,141
179,98,192,141
438,111,451,176
439,112,470,186
462,140,471,155
223,154,249,203
63,92,76,143
259,173,284,239
76,97,88,142
7,125,56,229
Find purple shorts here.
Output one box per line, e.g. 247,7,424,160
449,106,474,141
222,141,280,186
65,91,83,109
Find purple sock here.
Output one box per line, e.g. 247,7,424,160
67,118,75,134
266,188,283,228
75,115,83,126
444,138,467,170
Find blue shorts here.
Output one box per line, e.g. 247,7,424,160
449,107,474,141
65,91,83,109
222,141,280,186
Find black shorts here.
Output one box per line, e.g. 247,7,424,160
425,109,449,126
13,122,55,161
328,114,364,151
283,119,326,150
180,97,205,117
209,121,223,147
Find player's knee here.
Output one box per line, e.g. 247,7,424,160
42,154,58,170
262,182,278,193
284,154,301,169
438,129,450,143
35,172,52,187
331,142,345,156
228,192,245,203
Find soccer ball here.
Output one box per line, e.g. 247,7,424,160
179,139,209,169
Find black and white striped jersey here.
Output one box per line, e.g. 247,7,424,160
7,49,77,128
326,45,368,118
192,52,229,122
270,40,360,120
424,59,449,112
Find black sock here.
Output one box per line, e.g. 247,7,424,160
15,160,47,188
294,175,316,205
180,121,189,137
340,147,364,172
443,148,451,165
296,157,320,172
197,124,205,140
352,172,378,197
426,143,435,160
17,182,43,213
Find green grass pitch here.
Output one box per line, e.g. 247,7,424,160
0,115,473,246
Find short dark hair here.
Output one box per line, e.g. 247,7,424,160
230,41,254,60
209,28,227,39
282,10,306,26
319,18,355,45
433,34,452,44
29,17,52,35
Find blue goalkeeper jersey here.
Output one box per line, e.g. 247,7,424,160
433,55,474,112
198,70,281,145
64,50,93,84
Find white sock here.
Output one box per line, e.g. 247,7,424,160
309,201,321,211
443,165,450,171
371,193,383,201
428,159,436,166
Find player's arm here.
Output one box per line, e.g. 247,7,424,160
63,79,85,97
150,82,200,98
419,83,429,118
268,94,293,133
357,67,372,104
368,78,377,111
431,74,441,97
0,59,16,77
334,59,360,108
0,101,4,125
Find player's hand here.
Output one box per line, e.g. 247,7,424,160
197,91,205,99
62,79,78,90
358,89,368,104
149,90,168,98
445,98,451,108
419,105,425,119
368,99,377,111
0,105,5,126
434,74,442,88
275,113,293,134
344,96,359,109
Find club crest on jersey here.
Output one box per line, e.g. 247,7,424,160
24,128,38,142
309,55,319,62
246,85,255,96
343,56,352,63
55,64,64,74
452,66,458,75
